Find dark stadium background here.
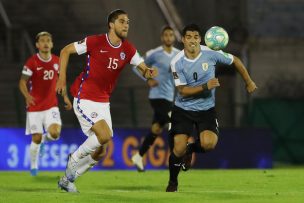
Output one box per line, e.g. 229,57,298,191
0,0,303,170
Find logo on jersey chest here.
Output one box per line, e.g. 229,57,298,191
202,63,209,71
120,52,126,60
53,63,59,71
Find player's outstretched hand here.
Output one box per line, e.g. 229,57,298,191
56,79,66,96
246,80,257,93
207,78,220,90
147,79,159,87
25,95,35,107
63,96,72,110
144,67,158,79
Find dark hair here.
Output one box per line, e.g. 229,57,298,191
161,25,173,35
36,31,52,42
107,9,127,28
182,24,202,37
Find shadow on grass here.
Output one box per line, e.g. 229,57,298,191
30,174,60,182
102,184,160,192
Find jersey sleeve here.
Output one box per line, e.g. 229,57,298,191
171,60,187,86
130,51,144,66
213,50,234,65
22,57,35,76
73,36,97,55
74,38,87,55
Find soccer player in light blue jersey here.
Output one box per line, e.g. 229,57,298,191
131,26,180,171
166,24,257,192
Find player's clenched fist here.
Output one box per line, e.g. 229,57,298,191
246,80,257,93
207,78,220,90
144,67,158,79
56,79,66,96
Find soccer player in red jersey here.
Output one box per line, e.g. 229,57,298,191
19,31,72,176
57,9,158,192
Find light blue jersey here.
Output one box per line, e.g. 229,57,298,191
171,45,234,111
133,46,180,102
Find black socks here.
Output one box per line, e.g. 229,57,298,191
139,132,158,156
186,140,206,154
169,152,183,183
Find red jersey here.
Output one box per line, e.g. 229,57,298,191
70,34,144,102
22,54,59,112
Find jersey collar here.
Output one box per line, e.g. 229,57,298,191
37,53,52,63
106,33,122,48
184,52,202,63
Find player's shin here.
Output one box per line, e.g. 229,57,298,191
75,155,98,179
168,152,182,183
139,132,158,156
30,142,41,175
166,152,182,192
72,134,102,162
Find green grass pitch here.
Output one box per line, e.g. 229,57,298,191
0,169,304,203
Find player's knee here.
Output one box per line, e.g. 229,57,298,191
48,125,61,140
201,135,218,151
151,123,163,135
32,134,42,144
49,130,60,140
173,141,187,157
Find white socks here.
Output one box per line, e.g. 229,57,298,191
30,142,40,169
75,155,98,178
42,132,58,142
72,135,101,162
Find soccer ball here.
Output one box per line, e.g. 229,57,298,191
204,26,229,50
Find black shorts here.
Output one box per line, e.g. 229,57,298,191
149,99,173,126
170,105,219,137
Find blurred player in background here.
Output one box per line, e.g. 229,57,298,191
19,31,72,176
166,24,257,192
131,26,180,172
56,9,157,192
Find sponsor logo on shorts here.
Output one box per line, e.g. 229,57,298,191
52,111,58,119
91,112,98,118
31,125,37,131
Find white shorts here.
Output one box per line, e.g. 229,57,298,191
73,98,113,137
26,106,62,135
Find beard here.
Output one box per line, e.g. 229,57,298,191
115,29,128,39
163,41,174,47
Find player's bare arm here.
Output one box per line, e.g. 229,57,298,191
176,78,220,97
19,74,35,107
56,43,77,96
136,62,158,79
232,56,257,93
62,91,72,110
